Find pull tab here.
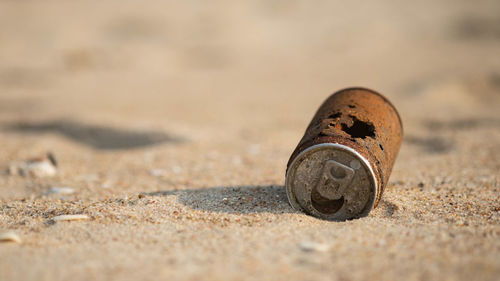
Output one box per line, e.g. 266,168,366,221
314,160,355,200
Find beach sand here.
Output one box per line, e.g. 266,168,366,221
0,1,499,280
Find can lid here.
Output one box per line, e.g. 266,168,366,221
285,143,377,220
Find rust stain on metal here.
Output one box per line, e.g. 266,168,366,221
286,87,403,220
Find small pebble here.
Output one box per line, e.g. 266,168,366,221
102,181,113,189
27,161,57,177
8,153,58,178
0,231,22,243
53,214,89,222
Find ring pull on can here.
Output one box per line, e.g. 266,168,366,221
285,87,403,220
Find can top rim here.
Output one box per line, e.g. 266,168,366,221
285,142,378,220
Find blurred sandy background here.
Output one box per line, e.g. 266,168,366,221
0,1,499,280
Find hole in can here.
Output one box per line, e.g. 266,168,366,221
341,115,375,139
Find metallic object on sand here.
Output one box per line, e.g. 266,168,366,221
286,87,403,220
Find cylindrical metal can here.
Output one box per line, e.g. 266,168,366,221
285,87,403,220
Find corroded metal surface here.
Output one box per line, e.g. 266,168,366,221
286,143,377,220
286,87,403,220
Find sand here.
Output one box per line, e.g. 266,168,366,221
0,1,499,280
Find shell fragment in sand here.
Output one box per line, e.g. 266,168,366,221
299,241,331,252
45,187,75,195
53,214,89,222
0,231,22,243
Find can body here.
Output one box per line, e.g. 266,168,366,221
285,87,403,220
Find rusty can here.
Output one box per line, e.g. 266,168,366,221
285,87,403,220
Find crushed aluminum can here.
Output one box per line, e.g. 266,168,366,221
286,87,403,220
